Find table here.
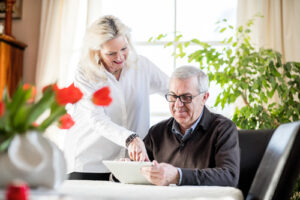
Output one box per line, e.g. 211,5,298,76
0,180,244,200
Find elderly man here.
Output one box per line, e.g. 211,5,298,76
141,66,240,187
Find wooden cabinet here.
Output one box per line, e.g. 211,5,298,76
0,34,27,98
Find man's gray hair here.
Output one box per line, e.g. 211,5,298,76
171,65,209,93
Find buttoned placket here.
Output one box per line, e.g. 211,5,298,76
106,71,128,157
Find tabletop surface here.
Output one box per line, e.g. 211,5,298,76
0,180,244,200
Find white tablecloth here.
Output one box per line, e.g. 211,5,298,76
0,180,244,200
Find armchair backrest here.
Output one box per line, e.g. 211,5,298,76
238,129,274,197
246,121,300,200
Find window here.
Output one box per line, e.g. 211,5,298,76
95,0,237,125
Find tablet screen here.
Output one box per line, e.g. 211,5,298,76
103,160,153,184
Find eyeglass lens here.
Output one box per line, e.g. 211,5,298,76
165,94,192,103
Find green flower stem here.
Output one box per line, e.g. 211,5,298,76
38,106,66,131
25,89,55,130
8,83,31,115
0,134,15,152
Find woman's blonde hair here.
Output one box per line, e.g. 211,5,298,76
79,15,137,81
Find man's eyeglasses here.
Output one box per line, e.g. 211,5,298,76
165,92,206,104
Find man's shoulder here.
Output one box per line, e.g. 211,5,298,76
214,113,235,126
203,108,237,131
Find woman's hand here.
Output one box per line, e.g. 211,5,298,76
127,137,149,161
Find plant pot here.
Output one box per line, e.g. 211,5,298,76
0,130,67,189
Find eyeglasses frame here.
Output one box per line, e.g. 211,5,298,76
165,91,207,104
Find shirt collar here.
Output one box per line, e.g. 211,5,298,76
172,108,204,136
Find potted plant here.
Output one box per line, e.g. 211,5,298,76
0,82,112,188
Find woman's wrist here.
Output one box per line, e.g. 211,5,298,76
125,133,139,148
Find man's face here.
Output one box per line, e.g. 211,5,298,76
169,76,209,130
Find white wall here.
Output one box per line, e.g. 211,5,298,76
12,0,42,84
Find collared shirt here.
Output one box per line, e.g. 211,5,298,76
171,110,203,142
172,110,203,185
64,55,169,173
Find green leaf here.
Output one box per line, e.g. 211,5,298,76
174,34,182,42
0,135,14,152
238,26,243,33
7,83,28,115
157,34,166,40
267,89,275,98
25,89,55,129
38,106,66,131
220,27,226,33
164,41,173,47
13,105,30,132
259,92,268,103
227,37,233,44
184,41,190,48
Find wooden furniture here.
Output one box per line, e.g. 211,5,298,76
0,34,27,98
0,0,26,99
4,0,16,36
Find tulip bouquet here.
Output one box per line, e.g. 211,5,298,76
0,83,112,152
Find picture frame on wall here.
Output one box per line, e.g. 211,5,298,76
0,0,22,19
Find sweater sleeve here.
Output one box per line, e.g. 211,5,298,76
180,121,240,187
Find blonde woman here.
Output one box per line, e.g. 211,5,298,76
64,15,169,180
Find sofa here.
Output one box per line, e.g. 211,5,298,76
238,121,300,200
238,129,274,197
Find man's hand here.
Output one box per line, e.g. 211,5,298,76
140,160,179,186
127,137,149,161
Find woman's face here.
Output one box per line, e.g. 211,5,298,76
99,35,129,76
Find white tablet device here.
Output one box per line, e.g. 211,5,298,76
103,160,153,185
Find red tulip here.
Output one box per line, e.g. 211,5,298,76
53,84,59,91
32,122,39,127
23,84,36,103
55,83,83,105
58,114,75,129
92,86,112,106
0,101,5,117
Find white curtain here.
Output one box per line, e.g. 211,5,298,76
237,0,300,62
35,0,102,95
35,0,102,148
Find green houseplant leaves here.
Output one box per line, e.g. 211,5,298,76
150,15,300,199
151,16,300,130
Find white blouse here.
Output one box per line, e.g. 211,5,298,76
64,55,169,173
